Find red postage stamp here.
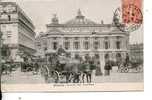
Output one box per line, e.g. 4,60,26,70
113,0,143,32
122,0,142,24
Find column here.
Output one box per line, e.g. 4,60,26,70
70,37,73,51
99,52,105,75
90,36,93,50
109,52,113,61
112,52,116,62
111,37,116,49
126,35,129,50
59,36,64,47
80,37,83,50
80,53,85,61
121,52,126,60
100,37,104,50
71,53,75,58
49,38,52,50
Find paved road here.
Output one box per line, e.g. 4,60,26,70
1,68,45,84
93,72,143,83
94,67,143,83
1,67,143,84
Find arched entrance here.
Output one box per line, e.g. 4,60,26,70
104,53,109,63
93,54,102,76
116,53,122,65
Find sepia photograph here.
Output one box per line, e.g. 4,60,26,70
0,0,143,92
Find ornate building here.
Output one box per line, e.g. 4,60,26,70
36,9,129,73
0,2,36,61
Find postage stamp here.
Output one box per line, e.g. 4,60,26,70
113,0,143,32
0,0,143,92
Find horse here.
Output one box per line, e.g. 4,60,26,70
1,62,12,75
45,53,96,83
79,61,96,83
57,57,81,83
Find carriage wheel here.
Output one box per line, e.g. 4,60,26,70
119,64,124,73
48,71,59,83
121,68,125,73
124,67,129,73
136,65,142,72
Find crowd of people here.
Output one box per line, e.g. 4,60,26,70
1,46,135,83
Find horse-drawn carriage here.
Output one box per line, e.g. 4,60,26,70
1,59,18,75
40,52,96,83
112,54,143,73
40,53,82,83
117,60,143,73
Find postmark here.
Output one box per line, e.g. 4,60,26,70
113,4,143,32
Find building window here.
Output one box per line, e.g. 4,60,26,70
94,54,99,59
94,41,99,49
85,37,89,40
74,37,79,40
104,53,109,60
64,37,69,40
74,42,79,50
104,41,109,49
85,54,91,61
75,54,79,59
52,42,58,50
84,41,89,50
8,15,11,21
116,36,121,39
116,41,121,49
116,53,121,58
94,37,99,40
64,42,70,50
116,53,122,62
53,37,57,40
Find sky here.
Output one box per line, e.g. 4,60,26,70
2,0,143,44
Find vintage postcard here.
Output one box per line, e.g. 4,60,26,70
0,0,143,92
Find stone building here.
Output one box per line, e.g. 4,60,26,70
129,43,143,63
0,2,36,61
35,9,129,73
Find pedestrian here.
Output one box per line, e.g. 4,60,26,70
89,61,96,82
104,60,112,76
33,61,39,75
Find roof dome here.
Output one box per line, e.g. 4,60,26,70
65,9,97,25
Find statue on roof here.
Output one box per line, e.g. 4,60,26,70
52,14,59,24
76,9,84,19
78,9,82,16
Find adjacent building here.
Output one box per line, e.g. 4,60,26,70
35,9,129,73
129,43,143,63
0,2,36,61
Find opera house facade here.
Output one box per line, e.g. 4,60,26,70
35,9,129,73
